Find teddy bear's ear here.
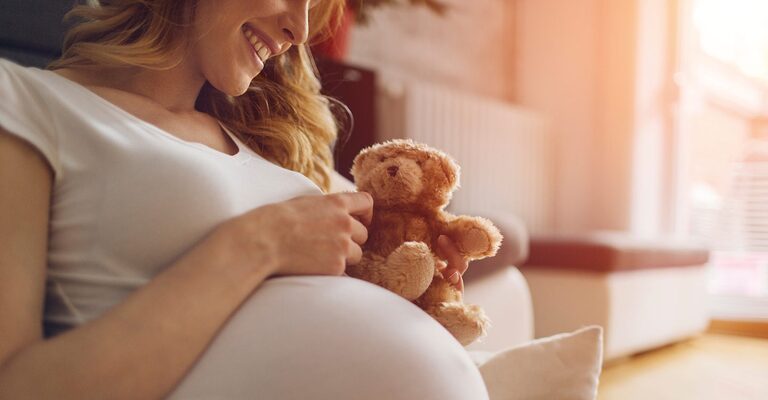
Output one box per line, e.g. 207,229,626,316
350,147,373,179
439,155,461,189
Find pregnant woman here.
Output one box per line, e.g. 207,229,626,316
0,0,488,398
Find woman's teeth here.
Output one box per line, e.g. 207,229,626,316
243,27,271,62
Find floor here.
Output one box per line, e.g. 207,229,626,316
597,334,768,400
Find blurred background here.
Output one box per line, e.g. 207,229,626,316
332,0,768,313
334,1,768,398
2,0,767,398
331,0,768,373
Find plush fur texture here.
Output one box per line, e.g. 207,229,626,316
347,138,503,346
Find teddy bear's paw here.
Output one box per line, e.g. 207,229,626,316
459,227,492,255
458,221,503,259
383,242,435,300
430,303,491,346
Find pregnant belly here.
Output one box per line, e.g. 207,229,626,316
165,275,488,400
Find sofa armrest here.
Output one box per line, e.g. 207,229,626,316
464,266,534,351
461,213,533,352
463,211,530,282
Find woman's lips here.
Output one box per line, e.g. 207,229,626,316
243,29,264,70
243,23,281,57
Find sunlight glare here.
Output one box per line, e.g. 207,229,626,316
693,0,768,83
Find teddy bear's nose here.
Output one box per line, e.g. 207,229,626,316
387,165,399,177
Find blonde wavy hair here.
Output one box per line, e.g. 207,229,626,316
47,0,347,193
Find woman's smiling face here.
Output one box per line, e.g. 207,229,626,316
190,0,320,96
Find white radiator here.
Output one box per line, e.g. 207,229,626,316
376,78,554,233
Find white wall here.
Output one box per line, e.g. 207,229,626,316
515,0,643,233
514,0,601,233
348,0,656,235
346,0,516,101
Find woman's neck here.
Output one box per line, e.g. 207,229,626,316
52,59,206,114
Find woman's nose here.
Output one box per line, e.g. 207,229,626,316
280,2,309,45
282,28,296,42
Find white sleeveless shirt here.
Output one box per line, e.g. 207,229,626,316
0,58,324,336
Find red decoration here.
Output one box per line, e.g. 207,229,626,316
311,4,356,61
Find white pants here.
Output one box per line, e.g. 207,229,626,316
166,276,489,399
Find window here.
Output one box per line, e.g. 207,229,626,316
679,0,768,319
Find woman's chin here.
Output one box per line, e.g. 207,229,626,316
217,74,256,97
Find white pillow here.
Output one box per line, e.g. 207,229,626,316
470,326,604,400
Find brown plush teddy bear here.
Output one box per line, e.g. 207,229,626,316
347,138,503,346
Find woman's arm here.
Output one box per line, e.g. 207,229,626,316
0,128,274,399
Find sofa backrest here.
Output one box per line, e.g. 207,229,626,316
0,0,74,67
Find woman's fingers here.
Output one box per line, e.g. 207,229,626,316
349,216,368,245
344,213,367,266
441,268,464,292
436,260,464,291
438,235,469,274
335,191,374,226
437,235,469,292
346,239,363,265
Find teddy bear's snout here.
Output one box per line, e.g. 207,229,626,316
387,165,399,177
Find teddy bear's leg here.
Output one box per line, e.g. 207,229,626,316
380,241,436,300
416,277,491,346
347,242,435,301
445,216,503,260
428,303,490,346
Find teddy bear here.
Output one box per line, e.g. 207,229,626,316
346,138,503,346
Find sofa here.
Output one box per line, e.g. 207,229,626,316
520,232,711,360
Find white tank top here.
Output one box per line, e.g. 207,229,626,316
0,58,324,336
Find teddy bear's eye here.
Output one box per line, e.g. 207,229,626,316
379,156,386,162
416,160,423,166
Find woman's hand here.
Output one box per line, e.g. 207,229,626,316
435,235,469,292
221,192,373,278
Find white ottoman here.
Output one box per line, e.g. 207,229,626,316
519,232,711,360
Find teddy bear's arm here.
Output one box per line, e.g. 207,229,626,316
405,217,431,242
443,215,503,260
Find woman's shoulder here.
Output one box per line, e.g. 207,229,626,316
0,57,56,104
0,59,98,122
0,57,45,83
0,58,66,184
0,58,87,99
0,57,26,72
0,58,60,102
